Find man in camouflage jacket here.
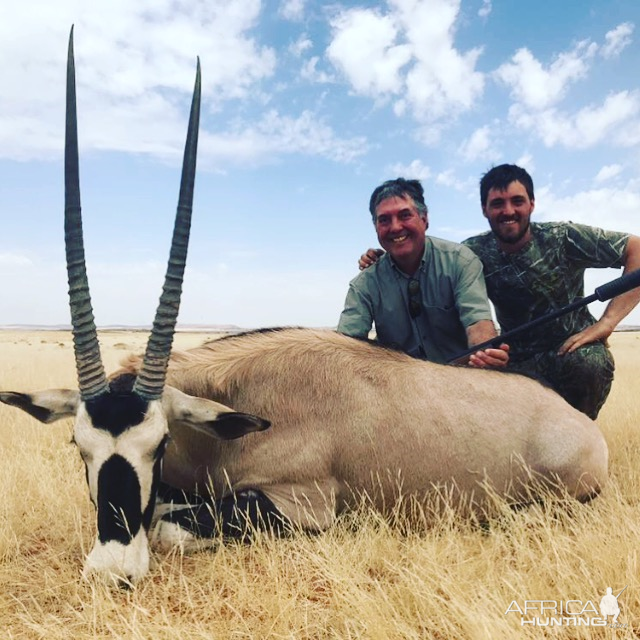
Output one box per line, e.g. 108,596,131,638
462,164,640,419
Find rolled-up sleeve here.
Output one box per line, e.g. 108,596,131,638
565,223,629,268
337,281,374,338
453,249,494,328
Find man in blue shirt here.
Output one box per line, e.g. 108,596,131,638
338,178,508,367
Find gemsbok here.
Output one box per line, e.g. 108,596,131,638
0,30,608,585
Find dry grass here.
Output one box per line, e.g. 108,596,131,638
1,330,639,639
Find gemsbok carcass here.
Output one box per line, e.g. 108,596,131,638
0,30,608,585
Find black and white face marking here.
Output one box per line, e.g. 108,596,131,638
73,385,169,583
0,379,269,583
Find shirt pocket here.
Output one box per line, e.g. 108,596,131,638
422,304,466,340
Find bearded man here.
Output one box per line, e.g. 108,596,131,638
462,164,640,418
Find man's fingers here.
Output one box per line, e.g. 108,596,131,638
359,248,384,270
558,329,599,355
358,255,373,270
469,347,509,368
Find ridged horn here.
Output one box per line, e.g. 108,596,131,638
133,59,201,400
65,26,109,401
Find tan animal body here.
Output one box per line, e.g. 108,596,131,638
118,327,609,532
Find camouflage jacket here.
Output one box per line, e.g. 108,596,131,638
463,222,629,361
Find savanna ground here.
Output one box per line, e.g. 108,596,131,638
1,329,639,639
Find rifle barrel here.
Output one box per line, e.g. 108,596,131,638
447,268,640,364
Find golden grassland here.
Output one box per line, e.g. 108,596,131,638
1,329,639,639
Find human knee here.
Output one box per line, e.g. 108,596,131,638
560,345,614,387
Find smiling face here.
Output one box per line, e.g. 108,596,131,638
483,180,535,253
374,195,428,274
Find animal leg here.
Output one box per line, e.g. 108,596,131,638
151,482,206,526
152,489,291,551
156,481,206,506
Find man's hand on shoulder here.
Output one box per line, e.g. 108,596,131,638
359,248,385,271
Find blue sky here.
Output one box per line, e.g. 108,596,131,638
2,0,640,328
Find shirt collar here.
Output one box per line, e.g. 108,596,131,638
389,240,429,278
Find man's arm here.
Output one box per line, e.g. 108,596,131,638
357,246,509,366
452,249,509,369
466,320,509,368
559,234,640,354
337,283,374,339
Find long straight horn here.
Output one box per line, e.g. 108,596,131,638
65,26,109,401
133,60,201,400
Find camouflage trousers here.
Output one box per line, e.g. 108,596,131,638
508,341,615,420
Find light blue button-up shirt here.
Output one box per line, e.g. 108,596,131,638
337,236,493,363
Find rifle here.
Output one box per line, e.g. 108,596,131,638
616,585,628,599
448,268,640,364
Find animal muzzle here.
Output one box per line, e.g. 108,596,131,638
83,531,151,586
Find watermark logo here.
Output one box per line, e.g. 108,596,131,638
505,586,628,628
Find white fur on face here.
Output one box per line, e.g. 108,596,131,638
73,400,169,581
83,529,151,585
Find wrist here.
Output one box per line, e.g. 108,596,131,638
595,317,616,337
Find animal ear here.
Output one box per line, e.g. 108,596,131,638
161,386,270,440
200,411,271,440
195,411,271,440
0,389,80,423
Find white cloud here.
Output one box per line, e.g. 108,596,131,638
327,0,484,123
327,8,412,97
279,0,306,22
458,125,496,162
494,41,596,110
509,90,640,149
595,164,623,183
478,0,492,18
601,22,634,59
289,35,313,57
387,159,432,181
300,57,334,83
198,110,369,165
0,1,374,168
536,185,640,236
0,0,276,161
515,153,535,174
435,170,475,192
495,27,640,151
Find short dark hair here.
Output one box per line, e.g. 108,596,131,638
369,178,428,222
480,164,535,207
